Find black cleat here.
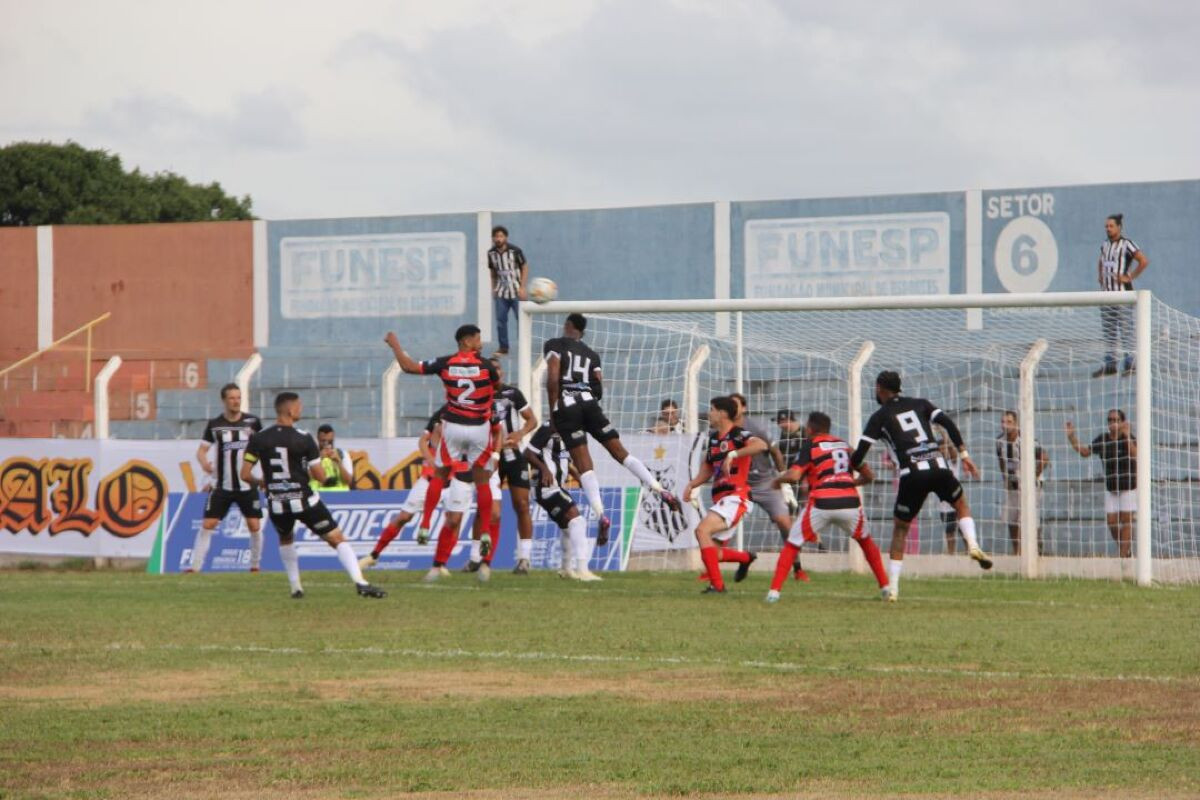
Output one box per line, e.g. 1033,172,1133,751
1092,364,1118,378
462,560,481,573
597,516,611,547
659,490,682,515
512,558,531,575
356,583,387,599
701,585,727,595
734,552,758,583
290,589,305,599
479,533,492,560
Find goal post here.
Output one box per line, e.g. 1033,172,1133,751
518,290,1197,586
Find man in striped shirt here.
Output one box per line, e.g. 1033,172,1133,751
487,226,528,356
1093,213,1149,377
189,383,263,573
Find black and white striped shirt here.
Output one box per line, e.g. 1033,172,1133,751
995,434,1044,491
201,413,262,492
488,244,527,299
1099,236,1140,292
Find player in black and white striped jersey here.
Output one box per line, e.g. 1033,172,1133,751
189,383,263,573
1093,213,1149,377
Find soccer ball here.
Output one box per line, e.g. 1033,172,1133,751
529,277,558,304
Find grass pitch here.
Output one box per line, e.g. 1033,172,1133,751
1,567,1198,799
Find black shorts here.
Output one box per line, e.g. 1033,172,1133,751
269,501,337,538
535,485,576,528
552,399,619,447
894,470,962,522
498,450,531,490
204,489,263,520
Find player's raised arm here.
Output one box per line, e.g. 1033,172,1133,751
384,331,424,374
1065,420,1091,457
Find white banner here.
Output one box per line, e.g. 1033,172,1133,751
280,231,467,318
745,211,951,299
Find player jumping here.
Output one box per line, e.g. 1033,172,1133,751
544,313,682,539
190,383,263,572
385,326,500,582
769,411,889,603
523,422,602,581
359,405,446,569
681,396,765,594
240,392,386,599
849,371,993,602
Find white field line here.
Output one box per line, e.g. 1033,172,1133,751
0,640,1188,686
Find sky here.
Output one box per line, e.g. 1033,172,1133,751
2,0,1198,220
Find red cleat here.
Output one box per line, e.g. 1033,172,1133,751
793,568,810,583
183,568,195,574
249,567,260,573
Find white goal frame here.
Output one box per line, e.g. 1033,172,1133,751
518,291,1153,586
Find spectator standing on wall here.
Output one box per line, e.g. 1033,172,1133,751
310,424,353,492
1093,213,1149,377
488,226,528,356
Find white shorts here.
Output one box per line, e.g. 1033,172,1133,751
788,504,864,547
444,478,475,514
707,494,749,541
400,476,430,515
437,421,493,470
1105,490,1137,514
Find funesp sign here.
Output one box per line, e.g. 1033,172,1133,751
280,231,467,318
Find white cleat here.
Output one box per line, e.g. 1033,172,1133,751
558,567,579,580
765,589,781,604
477,562,491,583
423,567,442,583
358,553,378,571
882,586,898,603
575,569,603,582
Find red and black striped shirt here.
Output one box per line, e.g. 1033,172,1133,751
789,433,861,510
419,352,499,425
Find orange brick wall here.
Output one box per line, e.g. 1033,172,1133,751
0,228,39,361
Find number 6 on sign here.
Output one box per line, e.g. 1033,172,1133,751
994,216,1059,293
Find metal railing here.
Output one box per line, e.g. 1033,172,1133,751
0,311,112,392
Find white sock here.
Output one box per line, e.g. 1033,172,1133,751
518,538,533,561
279,543,302,592
888,557,904,591
470,538,482,562
335,541,366,585
621,455,662,493
958,517,980,552
248,528,263,568
568,515,590,572
191,528,214,570
560,529,573,570
579,470,606,519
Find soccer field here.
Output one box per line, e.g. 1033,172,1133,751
2,568,1198,799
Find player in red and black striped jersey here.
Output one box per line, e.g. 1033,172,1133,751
770,411,888,602
385,325,501,581
681,396,767,594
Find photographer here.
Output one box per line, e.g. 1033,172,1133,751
310,424,354,492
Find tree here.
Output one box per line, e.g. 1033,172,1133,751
0,141,253,226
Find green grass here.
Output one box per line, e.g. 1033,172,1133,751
1,568,1198,799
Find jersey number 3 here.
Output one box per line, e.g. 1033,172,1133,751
897,410,930,442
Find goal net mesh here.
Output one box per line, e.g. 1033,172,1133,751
526,298,1200,583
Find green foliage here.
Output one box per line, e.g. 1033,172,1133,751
0,140,253,226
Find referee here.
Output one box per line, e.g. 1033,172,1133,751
1093,213,1149,377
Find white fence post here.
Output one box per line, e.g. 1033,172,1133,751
381,362,400,438
1019,339,1049,579
683,344,711,435
1135,290,1152,586
93,356,123,439
529,358,547,421
234,352,263,414
517,303,533,403
847,341,875,574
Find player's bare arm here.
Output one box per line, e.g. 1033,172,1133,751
854,461,876,486
769,442,786,473
523,447,556,487
508,407,537,450
545,352,562,416
384,331,424,374
682,461,714,503
772,466,802,488
1065,420,1092,457
308,459,328,486
931,410,978,478
196,442,213,475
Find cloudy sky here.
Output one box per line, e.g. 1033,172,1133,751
2,0,1197,219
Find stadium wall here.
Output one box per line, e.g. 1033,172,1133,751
0,227,38,360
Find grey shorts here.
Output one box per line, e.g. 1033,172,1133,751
748,477,789,520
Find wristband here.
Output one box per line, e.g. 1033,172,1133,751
958,450,970,460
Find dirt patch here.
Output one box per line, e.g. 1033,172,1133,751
0,667,233,704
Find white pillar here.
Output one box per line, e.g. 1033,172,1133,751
714,201,731,338
683,344,711,435
1018,338,1048,578
478,211,494,340
93,356,123,439
36,226,54,349
847,341,876,574
252,220,269,348
965,190,983,331
1135,290,1152,586
517,304,533,403
234,352,262,415
381,361,400,438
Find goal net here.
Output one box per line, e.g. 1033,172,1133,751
518,292,1200,585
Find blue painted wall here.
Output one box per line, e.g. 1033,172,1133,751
493,203,714,301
